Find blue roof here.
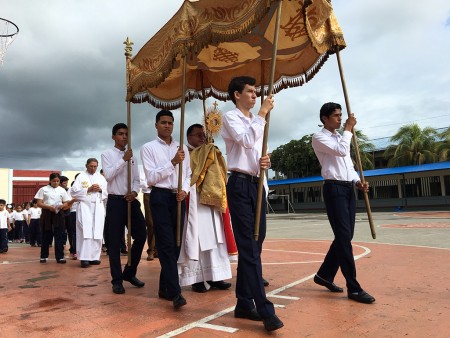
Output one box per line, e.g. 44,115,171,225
268,161,450,186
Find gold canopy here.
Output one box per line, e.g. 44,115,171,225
126,0,346,109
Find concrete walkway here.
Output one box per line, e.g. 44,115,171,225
1,211,449,337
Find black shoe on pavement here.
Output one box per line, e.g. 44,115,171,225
348,290,375,304
57,259,66,264
89,260,101,265
208,280,232,290
173,294,187,309
234,306,262,321
80,260,90,268
112,283,125,294
262,278,269,287
263,315,284,331
314,274,344,293
122,276,145,288
40,258,47,263
192,282,207,293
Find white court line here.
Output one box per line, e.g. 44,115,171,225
196,323,238,333
269,295,300,300
264,248,326,255
159,243,372,337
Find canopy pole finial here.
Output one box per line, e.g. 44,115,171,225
124,37,134,59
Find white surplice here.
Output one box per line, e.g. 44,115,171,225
70,171,108,261
177,186,232,287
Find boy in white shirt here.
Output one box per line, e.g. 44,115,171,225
29,200,42,247
0,199,11,253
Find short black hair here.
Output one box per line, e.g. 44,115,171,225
156,110,174,123
0,199,6,205
60,176,69,182
49,172,60,183
319,102,342,123
112,123,128,135
187,123,203,136
228,76,256,104
86,158,98,165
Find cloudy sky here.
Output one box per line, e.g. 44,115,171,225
1,0,450,171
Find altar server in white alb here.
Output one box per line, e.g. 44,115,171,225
70,158,108,268
178,123,235,293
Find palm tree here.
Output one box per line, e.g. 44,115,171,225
383,123,439,167
437,126,450,161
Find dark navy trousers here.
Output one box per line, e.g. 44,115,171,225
317,182,362,293
106,195,147,285
226,175,275,319
149,188,185,299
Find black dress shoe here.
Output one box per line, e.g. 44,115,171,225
348,290,375,304
89,260,101,265
122,276,145,288
112,283,125,294
262,278,269,287
234,306,262,321
173,294,187,309
208,280,232,290
80,260,90,268
192,282,207,293
57,259,66,264
263,315,284,331
314,274,344,293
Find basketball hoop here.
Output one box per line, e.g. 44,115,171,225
0,17,19,65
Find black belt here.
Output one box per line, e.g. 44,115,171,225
230,171,259,183
324,180,353,187
108,194,125,199
151,187,178,194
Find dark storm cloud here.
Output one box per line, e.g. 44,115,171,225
1,0,450,171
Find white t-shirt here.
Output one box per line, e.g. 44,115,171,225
34,185,70,206
29,207,42,219
12,210,25,221
0,210,10,229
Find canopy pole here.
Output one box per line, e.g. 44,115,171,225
124,37,134,265
254,1,282,241
335,48,376,239
176,52,187,247
200,72,210,142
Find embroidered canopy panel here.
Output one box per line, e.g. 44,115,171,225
127,0,346,109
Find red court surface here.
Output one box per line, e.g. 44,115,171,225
1,211,449,337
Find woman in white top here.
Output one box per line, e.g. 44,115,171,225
34,173,74,264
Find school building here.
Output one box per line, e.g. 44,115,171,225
267,161,450,212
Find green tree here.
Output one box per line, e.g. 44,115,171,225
270,135,321,178
341,129,375,170
383,123,439,167
437,126,450,161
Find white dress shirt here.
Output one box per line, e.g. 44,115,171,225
312,128,360,182
140,137,191,193
0,210,10,229
34,185,71,205
101,147,141,195
221,107,266,177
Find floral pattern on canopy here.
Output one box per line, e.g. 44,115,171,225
127,0,346,109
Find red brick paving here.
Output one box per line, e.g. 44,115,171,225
0,228,449,337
